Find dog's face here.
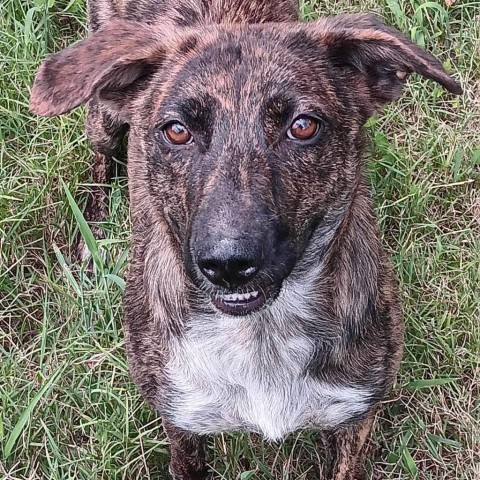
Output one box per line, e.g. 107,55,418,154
148,29,366,316
30,15,461,316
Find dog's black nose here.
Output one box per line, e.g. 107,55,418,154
198,256,259,288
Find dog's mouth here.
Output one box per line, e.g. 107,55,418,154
212,285,276,316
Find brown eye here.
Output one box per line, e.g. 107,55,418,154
163,122,193,145
287,115,321,141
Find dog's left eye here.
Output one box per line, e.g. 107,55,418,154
162,122,193,145
287,115,322,141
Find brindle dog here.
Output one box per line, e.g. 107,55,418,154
30,1,462,478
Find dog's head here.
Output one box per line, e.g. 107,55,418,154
31,14,461,316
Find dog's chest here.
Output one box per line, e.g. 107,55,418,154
165,314,372,440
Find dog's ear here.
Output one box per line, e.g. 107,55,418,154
307,13,462,113
30,19,174,117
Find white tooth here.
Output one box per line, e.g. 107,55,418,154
220,291,260,303
223,293,238,302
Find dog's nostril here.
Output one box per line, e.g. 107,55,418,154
198,257,259,288
199,261,220,281
235,262,258,278
198,259,225,286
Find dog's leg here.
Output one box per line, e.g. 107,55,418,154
321,416,374,480
76,99,126,261
163,420,209,480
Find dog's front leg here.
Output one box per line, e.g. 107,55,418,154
163,420,209,480
321,416,374,480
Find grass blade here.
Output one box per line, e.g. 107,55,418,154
426,434,463,448
406,378,459,390
61,181,103,271
3,367,64,459
52,243,83,297
104,273,126,291
402,445,418,478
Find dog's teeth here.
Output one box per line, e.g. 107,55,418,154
222,293,239,302
220,291,260,303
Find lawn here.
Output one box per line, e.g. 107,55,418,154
0,0,478,478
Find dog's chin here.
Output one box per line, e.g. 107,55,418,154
211,284,279,316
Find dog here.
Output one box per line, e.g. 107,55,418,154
30,1,462,478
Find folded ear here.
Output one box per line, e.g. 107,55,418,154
310,13,462,113
30,19,173,117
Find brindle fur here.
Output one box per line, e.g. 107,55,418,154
77,0,300,260
30,1,461,478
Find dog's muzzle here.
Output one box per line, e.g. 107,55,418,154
195,248,277,315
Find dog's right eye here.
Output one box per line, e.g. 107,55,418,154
162,122,193,145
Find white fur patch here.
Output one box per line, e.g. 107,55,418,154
165,265,373,441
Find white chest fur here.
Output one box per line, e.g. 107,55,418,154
165,294,373,441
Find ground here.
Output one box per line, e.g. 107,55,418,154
0,0,479,479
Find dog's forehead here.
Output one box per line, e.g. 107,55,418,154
159,28,337,116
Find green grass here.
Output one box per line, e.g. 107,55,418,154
0,0,479,478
